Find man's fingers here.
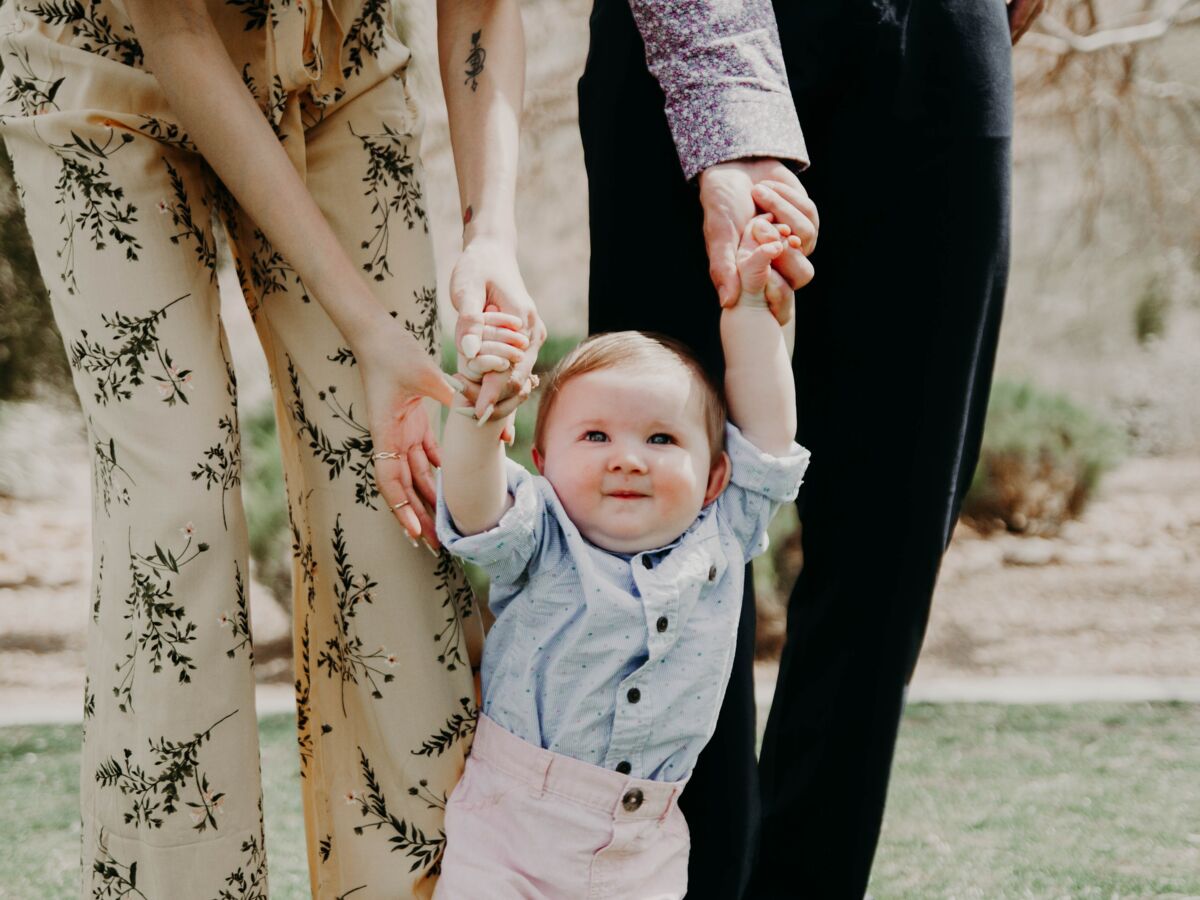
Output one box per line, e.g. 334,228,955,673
771,246,816,292
704,219,742,307
764,269,796,327
752,183,819,255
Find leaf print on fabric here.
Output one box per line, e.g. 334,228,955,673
43,126,141,295
1,46,64,115
319,833,332,864
89,418,133,514
212,823,268,900
411,697,476,758
315,516,395,714
114,526,208,713
240,65,288,144
96,709,236,832
191,352,240,528
92,828,148,900
351,121,427,283
92,553,104,623
352,747,445,876
249,226,311,304
327,346,356,367
288,498,318,609
341,0,389,79
68,292,192,405
226,0,275,32
403,285,438,356
295,613,313,777
82,675,96,739
285,357,379,508
136,116,197,152
432,552,474,672
219,562,253,662
30,0,143,66
162,157,217,280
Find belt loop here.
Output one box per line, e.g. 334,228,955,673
658,785,679,823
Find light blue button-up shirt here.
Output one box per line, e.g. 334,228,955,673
436,423,810,783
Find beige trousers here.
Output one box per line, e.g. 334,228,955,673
0,2,481,897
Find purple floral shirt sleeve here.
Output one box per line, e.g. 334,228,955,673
627,0,809,180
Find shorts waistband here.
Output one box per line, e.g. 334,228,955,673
471,714,686,822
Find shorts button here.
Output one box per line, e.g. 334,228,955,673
622,788,644,812
707,564,718,581
626,687,641,704
656,616,668,633
616,760,632,775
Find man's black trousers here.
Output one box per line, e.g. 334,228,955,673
579,1,1013,896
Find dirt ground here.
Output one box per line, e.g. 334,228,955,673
1,407,1197,719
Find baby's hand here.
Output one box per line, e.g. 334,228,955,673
449,305,536,442
735,215,802,310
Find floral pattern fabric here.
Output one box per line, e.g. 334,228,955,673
0,2,480,898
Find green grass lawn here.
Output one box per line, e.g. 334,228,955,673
2,704,1197,899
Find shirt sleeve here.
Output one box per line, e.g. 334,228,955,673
626,0,809,180
435,459,548,587
716,421,810,558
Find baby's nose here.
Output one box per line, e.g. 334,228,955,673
607,449,647,472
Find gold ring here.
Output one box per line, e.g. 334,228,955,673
373,451,403,460
391,500,411,511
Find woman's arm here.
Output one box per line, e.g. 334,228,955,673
437,0,545,420
123,0,454,545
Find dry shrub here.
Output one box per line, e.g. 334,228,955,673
963,380,1126,536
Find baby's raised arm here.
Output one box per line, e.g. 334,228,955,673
719,217,799,456
441,310,533,535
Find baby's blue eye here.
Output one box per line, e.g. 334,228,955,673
648,433,675,445
584,431,608,442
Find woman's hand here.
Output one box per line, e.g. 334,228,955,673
353,320,457,551
449,236,545,421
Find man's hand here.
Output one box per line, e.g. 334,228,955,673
1007,0,1044,44
698,158,818,325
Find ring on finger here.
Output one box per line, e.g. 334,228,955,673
373,451,403,460
391,500,411,511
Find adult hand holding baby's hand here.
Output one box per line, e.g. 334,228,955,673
449,235,545,422
699,158,818,326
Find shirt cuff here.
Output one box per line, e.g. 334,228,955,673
667,93,810,181
435,460,544,579
724,421,810,503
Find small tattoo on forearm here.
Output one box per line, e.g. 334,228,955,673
464,30,486,91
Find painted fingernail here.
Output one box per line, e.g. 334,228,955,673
460,333,481,359
475,403,495,427
424,541,440,557
451,405,476,418
442,373,465,395
407,534,420,548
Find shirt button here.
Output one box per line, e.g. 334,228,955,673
627,687,641,704
622,788,644,812
642,556,653,569
616,760,632,775
707,564,718,581
656,616,669,633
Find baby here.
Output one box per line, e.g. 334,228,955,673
433,216,810,899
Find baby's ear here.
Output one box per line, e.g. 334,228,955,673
702,451,732,507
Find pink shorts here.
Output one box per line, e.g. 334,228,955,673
434,714,690,900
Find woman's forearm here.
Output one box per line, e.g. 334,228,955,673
125,0,392,355
437,0,524,245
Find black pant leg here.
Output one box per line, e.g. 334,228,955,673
750,9,1014,895
579,2,759,896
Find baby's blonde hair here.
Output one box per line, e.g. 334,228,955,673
533,331,726,459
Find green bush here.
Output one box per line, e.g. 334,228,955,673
963,379,1126,535
241,400,291,610
0,144,73,402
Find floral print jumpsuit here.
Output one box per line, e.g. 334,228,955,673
0,2,481,897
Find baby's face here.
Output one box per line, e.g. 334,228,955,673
533,364,728,554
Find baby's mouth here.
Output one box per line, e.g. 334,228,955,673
606,491,648,499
